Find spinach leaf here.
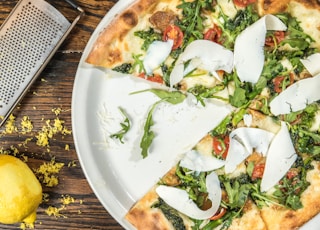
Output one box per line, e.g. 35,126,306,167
134,28,162,51
152,198,186,230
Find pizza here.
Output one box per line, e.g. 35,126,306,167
85,0,320,229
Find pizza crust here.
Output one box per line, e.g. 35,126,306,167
86,0,161,68
257,0,320,49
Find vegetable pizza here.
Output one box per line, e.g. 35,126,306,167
86,0,320,229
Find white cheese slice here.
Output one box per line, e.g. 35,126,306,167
225,127,275,174
143,40,173,75
261,121,297,192
170,40,234,87
99,74,233,200
300,53,320,77
179,149,225,172
234,15,287,84
156,171,221,220
270,74,320,115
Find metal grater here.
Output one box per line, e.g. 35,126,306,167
0,0,84,127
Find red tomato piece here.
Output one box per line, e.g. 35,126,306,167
212,136,230,160
138,73,164,84
162,24,184,50
204,25,222,43
272,73,294,93
233,0,256,7
251,163,265,180
210,207,227,220
265,31,285,47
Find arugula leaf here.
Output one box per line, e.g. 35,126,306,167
135,89,187,158
176,0,213,48
109,107,131,143
187,84,226,106
140,100,161,158
229,87,248,107
131,88,186,104
218,5,259,49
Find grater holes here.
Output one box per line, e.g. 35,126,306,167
0,1,67,106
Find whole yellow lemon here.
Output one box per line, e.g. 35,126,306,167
0,155,42,225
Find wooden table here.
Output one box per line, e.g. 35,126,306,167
0,0,124,229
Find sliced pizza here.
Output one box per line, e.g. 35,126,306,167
84,0,320,229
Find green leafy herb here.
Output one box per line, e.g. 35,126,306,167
136,89,187,158
218,5,259,49
134,28,162,51
177,0,213,48
152,198,186,230
112,63,133,74
187,84,226,106
131,88,186,104
140,100,161,158
110,107,131,143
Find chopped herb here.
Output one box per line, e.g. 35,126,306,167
134,28,162,51
152,198,186,230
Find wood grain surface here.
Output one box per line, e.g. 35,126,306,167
0,0,125,229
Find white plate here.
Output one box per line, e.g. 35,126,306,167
72,1,319,229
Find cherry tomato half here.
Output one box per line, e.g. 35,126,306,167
233,0,256,7
251,163,265,180
272,73,294,93
210,207,227,220
204,25,222,43
138,73,164,84
212,136,230,160
265,31,285,47
163,24,184,50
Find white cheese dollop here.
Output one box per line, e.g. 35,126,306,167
224,127,275,174
269,74,320,115
170,40,234,87
261,122,297,192
234,15,287,84
179,149,225,172
143,40,173,75
300,53,320,76
156,171,221,220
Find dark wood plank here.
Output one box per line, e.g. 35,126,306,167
0,0,124,229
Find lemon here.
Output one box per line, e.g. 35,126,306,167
0,155,42,225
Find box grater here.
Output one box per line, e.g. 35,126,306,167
0,0,84,127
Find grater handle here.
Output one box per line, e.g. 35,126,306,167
64,0,84,13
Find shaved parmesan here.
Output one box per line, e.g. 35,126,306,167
261,122,297,192
179,149,225,172
300,53,320,76
225,127,275,173
156,171,221,220
234,15,287,83
270,74,320,115
170,40,234,87
143,40,173,75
